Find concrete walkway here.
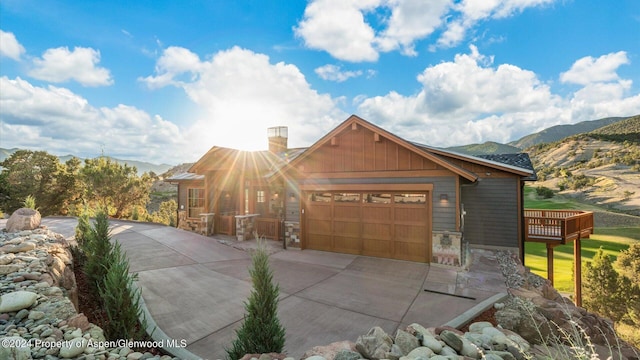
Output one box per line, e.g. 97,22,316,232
33,217,507,360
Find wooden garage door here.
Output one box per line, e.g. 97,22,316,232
305,191,430,262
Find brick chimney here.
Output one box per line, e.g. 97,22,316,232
268,126,288,154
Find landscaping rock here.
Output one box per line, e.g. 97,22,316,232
301,340,357,359
5,208,41,232
394,329,419,355
0,290,38,312
355,326,393,360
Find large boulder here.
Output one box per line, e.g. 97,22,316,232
5,208,41,232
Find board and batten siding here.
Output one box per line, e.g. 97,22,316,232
461,177,518,247
293,176,457,231
285,182,300,223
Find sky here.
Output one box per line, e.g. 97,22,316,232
1,0,639,165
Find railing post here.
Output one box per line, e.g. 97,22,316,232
574,234,582,307
547,243,554,285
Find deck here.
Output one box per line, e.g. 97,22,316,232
524,209,594,306
525,209,594,244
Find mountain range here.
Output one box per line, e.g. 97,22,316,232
445,115,637,155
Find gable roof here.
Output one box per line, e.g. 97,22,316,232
287,115,480,181
286,115,536,181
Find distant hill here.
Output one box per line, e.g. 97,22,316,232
446,141,521,155
527,115,640,215
0,148,173,176
509,116,628,149
588,115,640,142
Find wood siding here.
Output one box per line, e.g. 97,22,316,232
461,178,519,247
303,125,446,173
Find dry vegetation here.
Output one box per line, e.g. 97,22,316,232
529,135,640,216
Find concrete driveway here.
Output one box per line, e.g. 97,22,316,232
37,217,507,360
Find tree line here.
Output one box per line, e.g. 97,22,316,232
0,150,176,224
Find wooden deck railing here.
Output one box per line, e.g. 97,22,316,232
524,209,594,244
254,217,281,240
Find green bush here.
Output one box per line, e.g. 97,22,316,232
84,211,113,292
535,186,555,199
99,241,147,340
226,242,286,359
23,195,37,210
75,211,91,249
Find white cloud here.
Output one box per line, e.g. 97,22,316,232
375,0,450,56
315,64,363,82
294,0,381,62
0,30,25,61
295,0,555,61
0,30,26,60
28,47,113,87
294,0,450,61
560,51,630,85
0,76,186,164
435,0,555,50
356,46,640,147
141,46,347,152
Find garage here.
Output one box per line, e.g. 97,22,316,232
303,191,431,262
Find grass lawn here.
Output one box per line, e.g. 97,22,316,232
524,186,640,292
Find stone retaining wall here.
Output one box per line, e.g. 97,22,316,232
0,226,177,360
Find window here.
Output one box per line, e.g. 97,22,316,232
363,193,391,204
188,188,205,218
394,193,426,204
257,190,266,203
310,193,331,202
334,193,360,203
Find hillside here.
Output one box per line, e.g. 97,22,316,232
509,116,628,149
446,141,521,155
0,147,173,176
528,118,640,215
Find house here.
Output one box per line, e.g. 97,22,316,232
169,115,537,264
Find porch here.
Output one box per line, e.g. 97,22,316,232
524,209,594,306
177,210,283,241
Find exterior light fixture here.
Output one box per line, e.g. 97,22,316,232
440,193,448,201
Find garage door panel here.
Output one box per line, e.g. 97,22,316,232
333,235,361,254
334,205,360,220
308,205,331,220
395,207,427,222
362,238,393,257
306,221,331,234
362,207,391,221
333,221,360,237
394,242,427,262
395,224,426,239
307,234,332,251
362,223,391,240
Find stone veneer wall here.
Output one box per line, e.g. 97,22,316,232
284,221,300,248
235,214,259,241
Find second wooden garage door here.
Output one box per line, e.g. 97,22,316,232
304,192,430,262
